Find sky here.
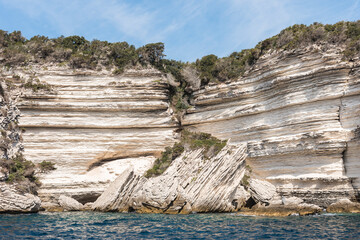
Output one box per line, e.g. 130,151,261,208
0,0,359,62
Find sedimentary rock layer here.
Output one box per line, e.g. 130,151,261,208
13,66,177,205
183,45,360,204
93,143,249,213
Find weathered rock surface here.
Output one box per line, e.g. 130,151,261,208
248,179,277,204
327,198,360,213
0,81,40,213
3,66,177,206
0,81,23,160
58,195,84,211
93,143,249,213
183,45,360,205
0,182,41,213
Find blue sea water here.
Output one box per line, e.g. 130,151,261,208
0,212,359,240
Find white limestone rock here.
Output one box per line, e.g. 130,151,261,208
12,66,177,206
0,183,41,213
94,143,249,213
283,196,304,206
183,46,360,204
92,167,134,211
249,179,277,203
58,195,83,211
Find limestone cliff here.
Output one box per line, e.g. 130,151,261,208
2,65,177,208
1,38,359,212
183,45,360,205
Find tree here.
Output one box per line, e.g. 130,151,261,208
137,42,165,65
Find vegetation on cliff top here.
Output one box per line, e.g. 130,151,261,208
145,130,227,178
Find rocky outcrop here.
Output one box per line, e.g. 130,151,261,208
0,182,41,213
240,203,322,217
183,45,360,205
327,198,360,213
93,143,249,213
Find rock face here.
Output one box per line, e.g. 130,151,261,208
93,143,249,213
5,66,177,206
0,182,41,213
0,81,23,160
0,81,41,213
183,45,360,205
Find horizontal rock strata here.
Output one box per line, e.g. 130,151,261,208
183,46,360,205
9,66,177,206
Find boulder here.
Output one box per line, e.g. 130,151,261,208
327,198,360,213
248,179,277,203
58,195,83,211
0,183,41,213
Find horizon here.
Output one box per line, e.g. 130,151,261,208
0,0,360,62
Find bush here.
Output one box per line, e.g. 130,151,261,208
38,160,56,173
145,130,226,178
2,154,35,182
23,77,52,92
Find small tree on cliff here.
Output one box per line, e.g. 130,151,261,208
137,42,165,66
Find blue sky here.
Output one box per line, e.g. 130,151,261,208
0,0,359,62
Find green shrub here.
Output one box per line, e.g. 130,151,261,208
145,130,226,178
241,174,250,187
38,160,56,173
23,77,52,92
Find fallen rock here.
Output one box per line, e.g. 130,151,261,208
0,182,41,213
58,195,83,211
327,198,360,213
83,202,93,211
92,167,134,211
248,179,277,203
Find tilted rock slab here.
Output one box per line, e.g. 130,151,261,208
93,143,249,213
0,183,41,213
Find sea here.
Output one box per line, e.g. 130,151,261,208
0,212,359,239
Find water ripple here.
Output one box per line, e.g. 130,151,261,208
0,212,359,239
